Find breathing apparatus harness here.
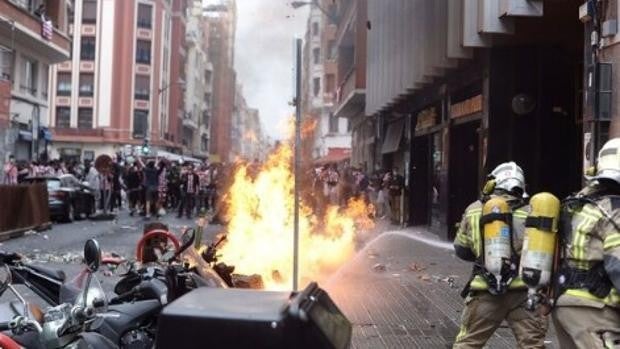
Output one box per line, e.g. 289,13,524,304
460,178,525,297
553,190,619,302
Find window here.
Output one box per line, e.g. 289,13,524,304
136,40,151,64
313,77,320,97
325,74,335,94
20,56,37,96
201,135,209,152
56,107,71,128
40,64,48,98
57,73,71,96
312,22,319,36
137,4,152,29
79,73,94,96
133,110,148,138
0,47,12,81
313,48,320,65
68,5,75,25
78,108,93,129
134,75,150,100
80,37,96,61
329,114,339,133
328,40,336,59
9,0,38,12
82,0,97,23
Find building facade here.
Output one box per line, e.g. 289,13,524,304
204,0,236,163
352,0,587,240
331,0,366,169
301,0,351,163
0,0,71,164
47,0,188,162
183,0,210,159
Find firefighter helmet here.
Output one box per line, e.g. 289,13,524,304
595,138,620,184
491,162,526,195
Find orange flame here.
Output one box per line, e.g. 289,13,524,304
218,143,374,290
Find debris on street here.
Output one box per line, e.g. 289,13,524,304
408,262,426,272
371,263,386,272
419,274,431,282
23,251,83,264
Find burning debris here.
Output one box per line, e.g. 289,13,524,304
217,144,375,290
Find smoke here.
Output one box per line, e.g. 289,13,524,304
205,0,310,140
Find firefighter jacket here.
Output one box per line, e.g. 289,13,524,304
453,193,529,291
557,188,620,308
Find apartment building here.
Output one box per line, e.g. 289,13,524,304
301,0,351,162
0,0,71,163
47,0,187,162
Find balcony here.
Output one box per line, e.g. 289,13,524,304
334,67,365,119
0,0,71,63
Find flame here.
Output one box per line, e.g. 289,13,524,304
217,142,374,290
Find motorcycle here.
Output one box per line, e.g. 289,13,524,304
0,239,118,348
0,228,228,348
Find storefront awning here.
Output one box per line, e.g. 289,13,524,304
18,130,32,142
381,119,404,154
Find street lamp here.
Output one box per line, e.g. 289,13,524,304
290,1,337,23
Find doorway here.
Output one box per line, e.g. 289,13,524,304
409,136,430,225
448,120,480,240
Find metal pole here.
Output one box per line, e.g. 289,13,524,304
293,38,302,291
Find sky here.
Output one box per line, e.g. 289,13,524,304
204,0,310,140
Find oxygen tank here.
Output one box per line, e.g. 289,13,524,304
519,192,560,310
482,197,512,293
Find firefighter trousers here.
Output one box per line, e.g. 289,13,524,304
452,290,548,349
552,305,620,349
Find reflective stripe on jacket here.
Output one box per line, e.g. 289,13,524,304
559,194,620,308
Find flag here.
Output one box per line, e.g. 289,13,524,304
41,20,53,40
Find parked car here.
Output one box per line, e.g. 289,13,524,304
22,174,96,222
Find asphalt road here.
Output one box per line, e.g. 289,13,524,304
0,210,225,307
2,211,224,258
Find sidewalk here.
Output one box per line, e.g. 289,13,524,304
325,226,557,349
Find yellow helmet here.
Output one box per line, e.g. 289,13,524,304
595,137,620,184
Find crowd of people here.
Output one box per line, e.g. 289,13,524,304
2,153,228,220
4,153,410,225
309,164,404,223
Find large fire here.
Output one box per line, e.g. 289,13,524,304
217,143,374,290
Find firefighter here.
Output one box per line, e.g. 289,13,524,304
453,162,547,348
552,138,620,348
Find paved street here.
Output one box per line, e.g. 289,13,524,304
0,215,563,348
1,212,223,258
325,227,558,349
0,211,224,307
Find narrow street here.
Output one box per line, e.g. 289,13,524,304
0,213,223,258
